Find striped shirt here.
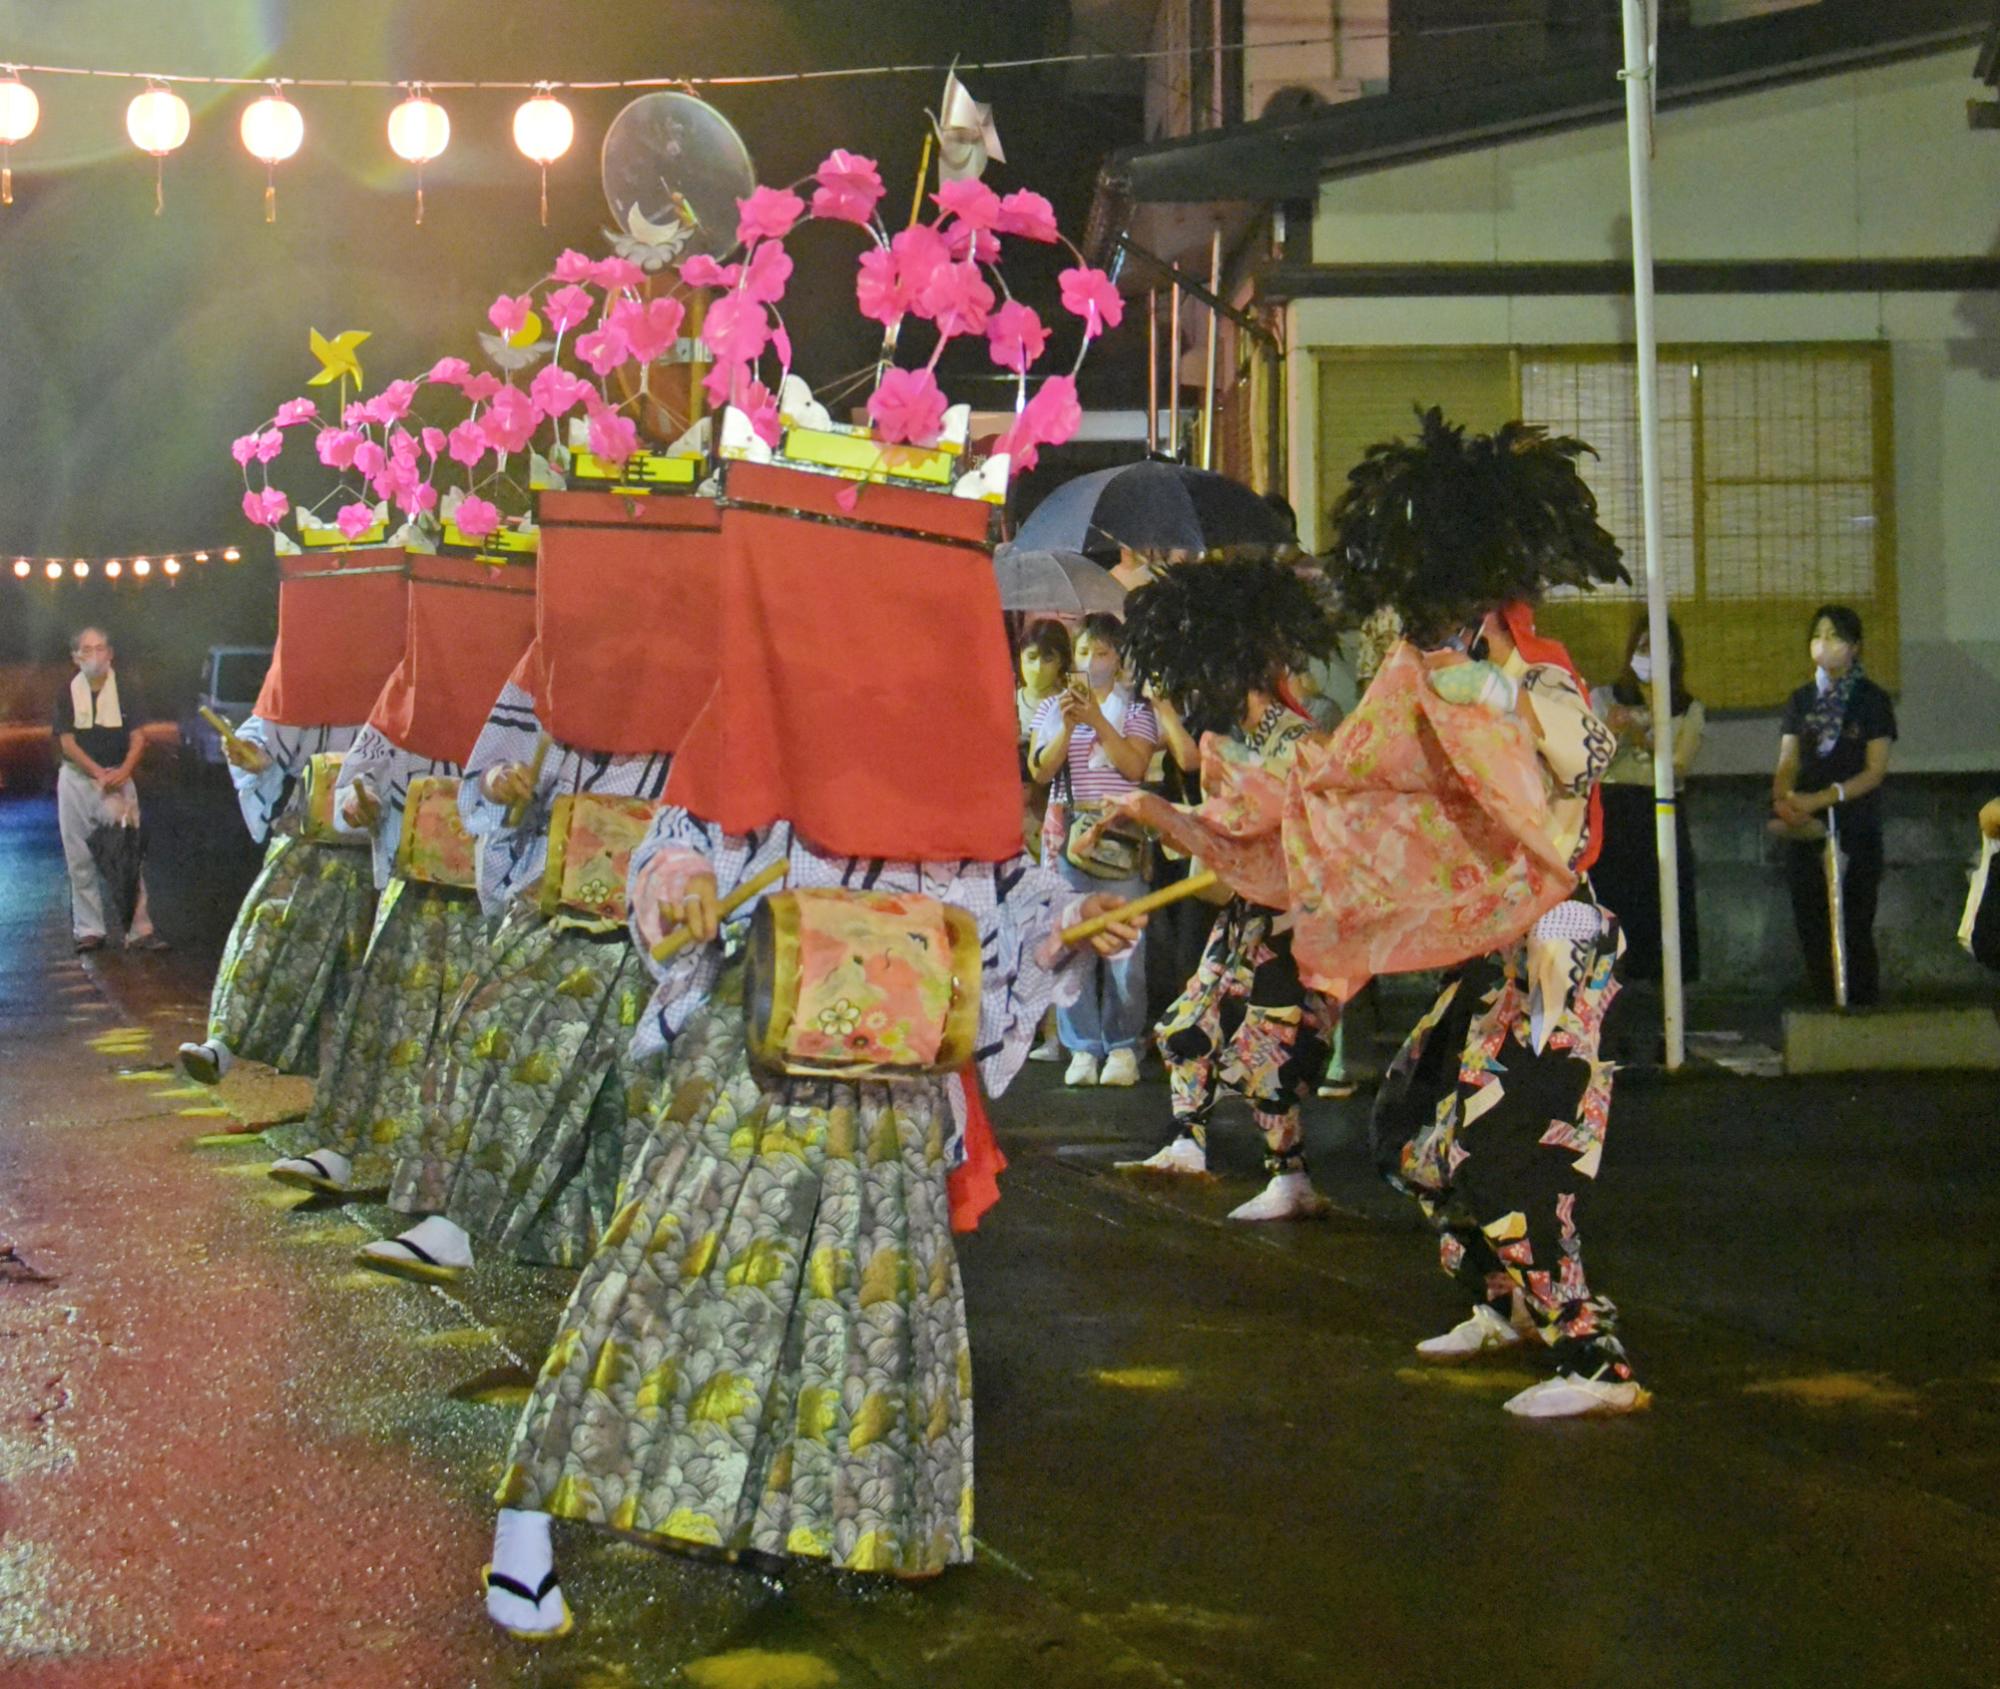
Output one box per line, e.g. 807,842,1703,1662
1029,691,1159,807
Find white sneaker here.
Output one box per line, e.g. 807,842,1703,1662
1115,1135,1207,1175
1226,1170,1331,1222
1415,1303,1526,1361
1027,1034,1065,1063
1503,1371,1652,1419
356,1215,474,1284
268,1148,354,1195
178,1039,233,1086
1098,1048,1141,1087
1064,1052,1100,1087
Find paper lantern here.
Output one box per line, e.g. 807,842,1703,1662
126,85,191,215
222,546,241,562
388,92,449,224
512,91,573,226
0,74,38,207
163,557,182,577
104,559,123,579
242,90,304,223
131,557,152,577
43,560,61,580
71,559,88,579
11,557,29,578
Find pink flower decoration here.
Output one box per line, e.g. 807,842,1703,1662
575,322,631,378
241,486,289,527
543,284,593,334
342,401,369,428
591,256,644,292
388,427,419,464
362,380,417,426
428,356,472,387
335,502,377,540
866,365,949,446
488,292,534,337
771,322,793,370
454,495,502,541
735,184,804,246
703,293,771,365
810,149,884,225
252,428,284,463
461,372,503,404
529,364,593,421
317,428,361,470
553,249,594,283
934,177,1001,230
735,378,782,449
918,260,994,340
586,407,640,468
679,254,739,289
996,189,1059,243
609,295,688,365
741,240,793,306
1059,266,1125,338
373,457,420,503
352,440,387,478
997,373,1082,473
987,301,1050,373
947,224,1001,264
230,433,261,467
446,419,487,468
274,397,319,427
855,246,907,326
398,481,439,519
420,426,446,460
480,386,539,456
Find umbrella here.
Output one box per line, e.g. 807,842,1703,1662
992,546,1127,616
87,816,144,935
1011,461,1294,560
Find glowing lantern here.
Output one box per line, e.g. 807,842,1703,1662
131,557,152,577
222,546,241,562
0,73,39,206
512,89,573,226
163,557,182,577
104,559,123,579
43,560,61,580
126,84,191,215
11,557,29,578
194,550,211,563
72,559,88,579
241,88,304,224
387,90,449,225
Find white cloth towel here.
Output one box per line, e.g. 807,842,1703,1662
70,669,122,729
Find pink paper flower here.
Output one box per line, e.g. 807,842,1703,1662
996,189,1059,243
373,457,419,504
398,480,439,519
335,502,377,540
679,253,740,290
591,256,644,292
934,177,1001,230
735,378,782,448
342,401,369,428
420,426,447,460
609,295,688,365
918,260,994,340
488,292,534,337
461,371,503,404
741,240,793,306
735,184,804,246
574,322,631,378
987,301,1050,373
529,363,593,421
553,249,594,283
251,428,283,463
810,148,884,225
388,427,419,464
480,385,539,456
543,284,594,334
241,486,289,527
703,293,771,365
771,322,793,370
317,428,361,470
947,224,1001,264
997,372,1082,473
428,356,472,387
363,379,418,426
891,223,951,295
230,433,261,466
855,245,907,326
352,440,387,478
866,365,949,446
446,419,487,468
453,494,502,541
274,396,318,427
586,407,640,467
1059,266,1125,338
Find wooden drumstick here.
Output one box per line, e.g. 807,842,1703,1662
504,735,551,827
197,705,248,754
1060,870,1219,947
649,858,789,963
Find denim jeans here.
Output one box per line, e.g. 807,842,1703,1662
1055,859,1150,1057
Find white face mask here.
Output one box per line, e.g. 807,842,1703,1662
1629,653,1653,685
78,656,110,682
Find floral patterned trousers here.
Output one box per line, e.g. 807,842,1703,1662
1157,900,1331,1173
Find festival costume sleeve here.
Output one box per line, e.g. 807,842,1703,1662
458,679,550,916
231,719,355,842
335,726,459,889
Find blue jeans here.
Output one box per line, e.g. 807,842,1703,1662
1055,859,1150,1058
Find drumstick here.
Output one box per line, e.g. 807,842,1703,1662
1060,870,1219,947
649,858,789,963
197,705,247,752
504,734,551,827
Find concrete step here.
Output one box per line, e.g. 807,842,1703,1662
1784,1003,2000,1072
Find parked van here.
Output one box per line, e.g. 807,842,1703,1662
180,645,273,768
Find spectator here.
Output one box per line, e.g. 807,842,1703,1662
1771,604,1896,1006
1017,618,1073,1062
51,626,164,952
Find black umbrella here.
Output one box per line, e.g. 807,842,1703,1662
87,816,144,936
1011,461,1294,560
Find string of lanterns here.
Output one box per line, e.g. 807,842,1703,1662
7,547,243,586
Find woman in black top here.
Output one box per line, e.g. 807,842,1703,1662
1771,604,1897,1005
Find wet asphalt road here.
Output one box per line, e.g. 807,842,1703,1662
1,775,1998,1687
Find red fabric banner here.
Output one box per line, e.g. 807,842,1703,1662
367,553,538,764
253,547,410,728
532,491,722,755
666,463,1020,862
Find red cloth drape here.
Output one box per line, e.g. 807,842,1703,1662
947,1073,1007,1234
665,463,1021,862
531,492,722,756
367,553,538,763
253,547,409,728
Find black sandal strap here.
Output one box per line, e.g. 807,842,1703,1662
384,1236,439,1267
486,1567,560,1604
299,1156,333,1181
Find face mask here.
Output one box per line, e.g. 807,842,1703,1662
1629,653,1653,685
1083,655,1118,691
78,657,109,682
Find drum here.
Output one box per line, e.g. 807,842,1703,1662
395,776,478,889
538,793,659,926
297,752,355,845
744,888,982,1080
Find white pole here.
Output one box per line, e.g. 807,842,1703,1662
1619,0,1686,1070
